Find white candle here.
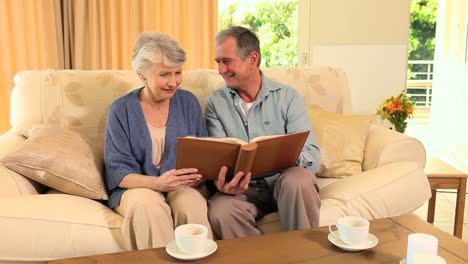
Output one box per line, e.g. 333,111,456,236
406,233,439,264
412,254,446,264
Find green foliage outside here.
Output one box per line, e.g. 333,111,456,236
408,0,438,79
218,0,437,71
218,1,298,67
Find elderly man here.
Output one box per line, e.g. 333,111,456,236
205,26,321,239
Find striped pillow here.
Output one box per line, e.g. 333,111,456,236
0,127,108,200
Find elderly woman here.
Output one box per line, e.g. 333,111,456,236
104,32,212,250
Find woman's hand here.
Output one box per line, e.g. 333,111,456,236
215,166,251,195
187,178,205,188
153,168,202,192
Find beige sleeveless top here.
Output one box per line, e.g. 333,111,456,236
148,125,166,168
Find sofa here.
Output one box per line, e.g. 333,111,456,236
0,66,431,262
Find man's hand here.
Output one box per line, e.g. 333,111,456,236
153,168,202,192
215,166,251,195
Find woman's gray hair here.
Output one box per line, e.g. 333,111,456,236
132,32,186,74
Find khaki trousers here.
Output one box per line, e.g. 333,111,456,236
115,186,212,250
209,167,321,239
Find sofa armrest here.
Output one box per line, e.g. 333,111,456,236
319,162,431,225
0,164,46,196
362,124,426,171
0,130,46,196
0,129,26,158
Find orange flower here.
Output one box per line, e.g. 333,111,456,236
387,102,396,113
376,92,415,133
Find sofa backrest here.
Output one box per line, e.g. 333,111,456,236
10,67,350,140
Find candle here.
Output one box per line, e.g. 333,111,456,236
412,254,446,264
406,233,439,264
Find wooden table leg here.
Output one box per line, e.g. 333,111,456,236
427,189,437,224
454,178,467,238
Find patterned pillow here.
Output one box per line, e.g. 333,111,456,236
308,109,371,178
0,127,108,200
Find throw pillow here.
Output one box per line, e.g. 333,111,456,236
0,127,108,200
308,109,371,178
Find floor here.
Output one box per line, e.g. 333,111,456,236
405,114,468,241
412,191,468,241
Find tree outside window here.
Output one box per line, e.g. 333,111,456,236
218,0,298,67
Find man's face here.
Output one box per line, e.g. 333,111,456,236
215,37,254,90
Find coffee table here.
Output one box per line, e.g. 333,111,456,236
48,214,468,264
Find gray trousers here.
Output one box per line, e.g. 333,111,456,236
208,167,321,239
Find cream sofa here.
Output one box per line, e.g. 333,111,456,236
0,67,431,262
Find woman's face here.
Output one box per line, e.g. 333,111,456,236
139,63,183,102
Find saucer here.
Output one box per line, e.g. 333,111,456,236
328,231,378,252
166,239,217,261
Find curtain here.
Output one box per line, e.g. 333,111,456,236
0,0,62,133
69,0,217,70
430,0,468,170
0,0,218,134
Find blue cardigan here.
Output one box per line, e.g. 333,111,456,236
104,88,208,208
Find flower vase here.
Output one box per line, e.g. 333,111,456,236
393,121,407,133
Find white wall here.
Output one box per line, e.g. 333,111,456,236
298,0,411,114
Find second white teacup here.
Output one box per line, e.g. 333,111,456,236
175,224,208,255
329,216,369,246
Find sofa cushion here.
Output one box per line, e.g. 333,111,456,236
0,127,108,200
0,194,124,261
11,70,142,139
10,68,351,140
308,109,371,178
261,67,351,113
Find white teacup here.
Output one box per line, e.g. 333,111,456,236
175,224,208,255
329,216,369,246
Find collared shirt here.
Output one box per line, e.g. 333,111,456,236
204,73,320,181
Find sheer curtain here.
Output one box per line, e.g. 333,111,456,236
430,0,468,170
0,0,218,134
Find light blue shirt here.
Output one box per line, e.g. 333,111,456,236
204,73,320,180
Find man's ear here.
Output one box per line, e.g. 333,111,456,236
250,51,260,66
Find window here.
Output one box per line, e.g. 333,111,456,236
218,0,298,67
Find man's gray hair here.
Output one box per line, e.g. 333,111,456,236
216,26,261,66
132,32,186,73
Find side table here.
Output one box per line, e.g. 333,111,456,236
425,157,467,238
